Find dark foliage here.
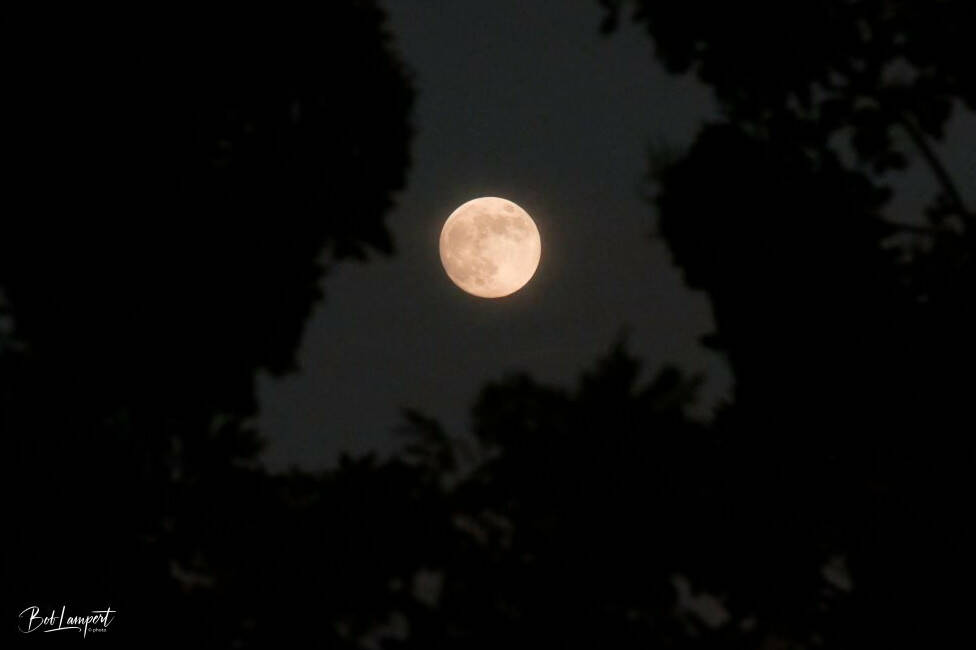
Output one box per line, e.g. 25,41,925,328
5,1,974,648
4,4,413,647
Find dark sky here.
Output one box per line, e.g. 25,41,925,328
256,0,975,471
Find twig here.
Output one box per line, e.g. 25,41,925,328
896,112,973,225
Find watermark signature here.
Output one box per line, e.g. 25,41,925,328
18,605,116,638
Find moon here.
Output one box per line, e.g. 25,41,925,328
440,197,542,298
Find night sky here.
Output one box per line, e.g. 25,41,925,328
257,0,725,469
257,0,974,470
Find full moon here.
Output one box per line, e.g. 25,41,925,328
439,197,542,298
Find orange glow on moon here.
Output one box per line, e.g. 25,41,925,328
439,197,542,298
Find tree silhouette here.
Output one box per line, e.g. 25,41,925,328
595,0,975,646
4,5,413,647
387,343,712,649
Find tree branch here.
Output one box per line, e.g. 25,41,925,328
896,113,973,225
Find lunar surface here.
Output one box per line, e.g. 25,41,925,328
439,197,541,298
